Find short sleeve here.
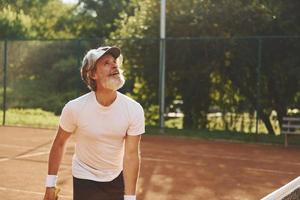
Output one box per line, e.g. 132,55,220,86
59,102,77,133
127,104,145,136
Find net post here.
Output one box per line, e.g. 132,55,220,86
2,39,7,126
255,38,262,134
284,134,288,147
159,0,166,133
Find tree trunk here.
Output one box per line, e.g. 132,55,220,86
183,111,193,129
259,111,275,135
275,106,286,128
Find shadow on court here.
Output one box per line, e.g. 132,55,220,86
0,126,300,200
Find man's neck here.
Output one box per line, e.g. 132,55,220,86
94,89,117,107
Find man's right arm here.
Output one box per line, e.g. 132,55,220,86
43,126,72,200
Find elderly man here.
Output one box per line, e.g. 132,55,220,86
43,46,145,200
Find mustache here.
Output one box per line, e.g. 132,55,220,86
109,69,124,76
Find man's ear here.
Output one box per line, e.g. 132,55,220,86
88,70,97,80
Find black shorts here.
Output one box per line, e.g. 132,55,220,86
73,172,124,200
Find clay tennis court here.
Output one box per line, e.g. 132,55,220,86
0,126,299,200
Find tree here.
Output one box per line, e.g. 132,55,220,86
222,1,300,134
109,0,161,125
7,40,87,114
70,0,131,38
110,0,300,133
2,0,299,134
0,5,32,38
0,0,75,39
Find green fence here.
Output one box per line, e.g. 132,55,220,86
1,37,299,133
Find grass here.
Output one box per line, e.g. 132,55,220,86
0,108,299,147
0,108,59,128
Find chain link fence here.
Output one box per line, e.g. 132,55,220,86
0,37,299,133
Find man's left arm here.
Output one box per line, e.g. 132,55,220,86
123,134,142,199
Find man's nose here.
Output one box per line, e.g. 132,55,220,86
112,62,118,69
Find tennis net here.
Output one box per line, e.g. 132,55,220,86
261,176,300,200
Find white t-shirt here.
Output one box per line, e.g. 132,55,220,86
59,91,145,182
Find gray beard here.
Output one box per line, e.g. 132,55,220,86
101,74,125,91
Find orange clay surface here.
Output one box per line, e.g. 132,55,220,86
0,126,299,200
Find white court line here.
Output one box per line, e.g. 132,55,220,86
0,151,49,162
17,151,50,159
145,149,300,166
1,146,299,168
0,144,46,150
0,186,72,199
0,143,75,149
143,157,204,166
0,142,75,163
187,153,300,166
144,152,300,167
245,167,299,175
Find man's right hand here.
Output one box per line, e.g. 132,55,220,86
43,187,57,200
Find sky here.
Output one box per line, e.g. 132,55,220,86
62,0,78,4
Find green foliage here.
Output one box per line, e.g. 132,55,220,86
0,108,59,128
0,0,50,12
70,0,131,38
29,0,76,38
109,0,300,134
107,0,161,127
0,0,75,39
0,5,32,38
6,40,85,114
1,0,299,136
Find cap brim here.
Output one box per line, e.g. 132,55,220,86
104,47,121,58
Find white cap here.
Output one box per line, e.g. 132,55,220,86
82,46,121,71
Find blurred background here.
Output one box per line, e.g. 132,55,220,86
0,0,299,141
